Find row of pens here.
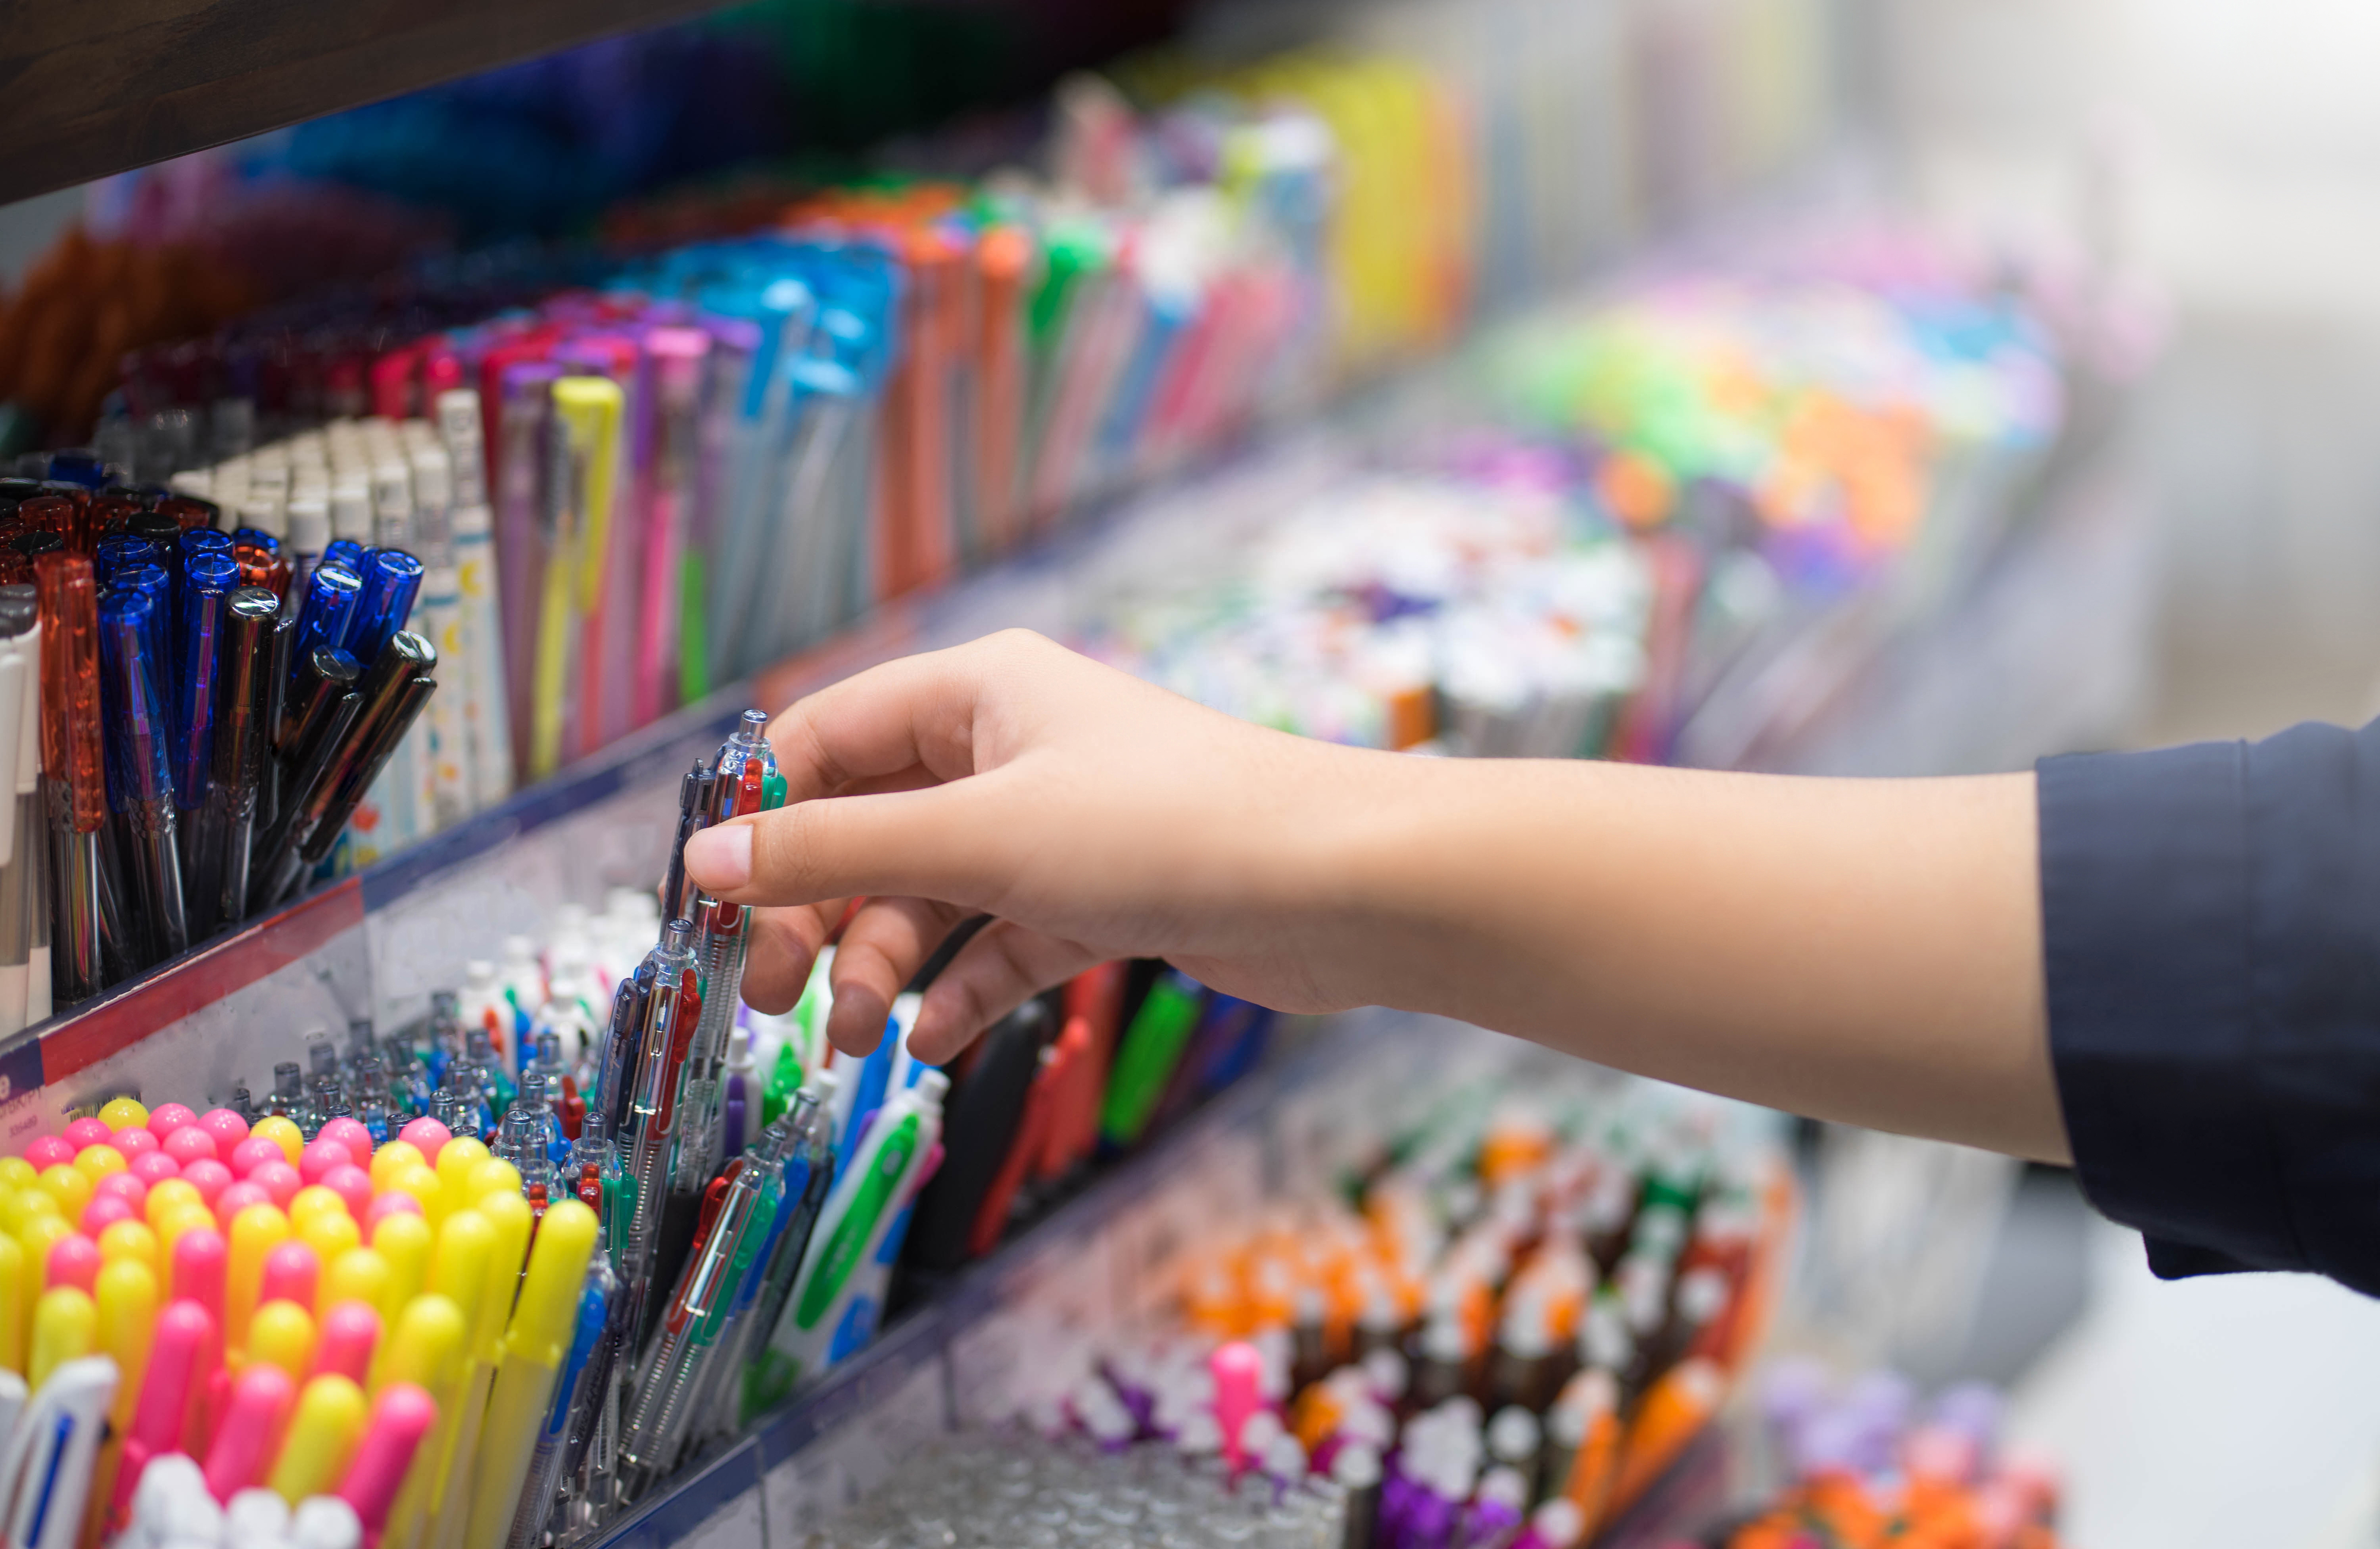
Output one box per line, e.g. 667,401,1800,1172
807,1062,1797,1548
0,440,455,1024
0,705,1275,1547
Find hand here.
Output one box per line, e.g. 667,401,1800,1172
681,630,1395,1065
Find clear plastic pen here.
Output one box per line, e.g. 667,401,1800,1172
618,918,701,1341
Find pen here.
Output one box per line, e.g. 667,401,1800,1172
421,1190,531,1549
334,1382,435,1543
617,920,699,1347
619,1132,779,1490
640,329,708,727
535,378,621,780
35,553,108,1004
207,589,280,933
730,1084,835,1427
345,552,423,680
286,565,362,724
656,761,711,932
267,1372,366,1504
281,649,362,785
249,632,434,913
172,553,235,935
0,1355,114,1549
680,712,782,1188
203,1363,293,1503
256,609,296,838
95,590,189,968
0,588,43,1035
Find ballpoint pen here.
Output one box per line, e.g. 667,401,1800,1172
96,590,190,968
36,553,108,1004
109,563,173,705
616,920,700,1345
0,1355,115,1549
172,555,235,940
286,565,362,721
281,648,362,780
657,761,712,940
591,962,653,1147
249,631,434,912
679,712,784,1187
208,589,281,932
731,1083,835,1426
255,609,296,837
346,551,424,672
618,1134,780,1492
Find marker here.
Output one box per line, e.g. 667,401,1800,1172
460,1197,595,1548
267,1372,367,1504
203,1363,295,1503
336,1381,435,1542
503,1254,609,1549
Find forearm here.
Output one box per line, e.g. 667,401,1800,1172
1314,755,2063,1160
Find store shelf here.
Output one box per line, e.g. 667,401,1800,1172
0,0,741,206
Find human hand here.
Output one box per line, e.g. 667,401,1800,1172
681,630,1394,1065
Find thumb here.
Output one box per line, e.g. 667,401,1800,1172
684,782,1009,909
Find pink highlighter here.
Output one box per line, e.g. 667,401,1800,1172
203,1364,295,1502
108,1300,213,1529
337,1382,438,1541
172,1229,230,1456
1210,1340,1266,1478
313,1301,383,1386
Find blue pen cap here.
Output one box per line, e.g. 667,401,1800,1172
111,562,174,690
321,539,366,574
97,590,174,809
347,548,425,665
291,562,363,683
231,526,280,555
173,553,239,809
95,534,154,588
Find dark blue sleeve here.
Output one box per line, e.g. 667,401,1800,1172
2039,721,2380,1297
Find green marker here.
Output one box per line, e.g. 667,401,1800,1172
1098,969,1207,1149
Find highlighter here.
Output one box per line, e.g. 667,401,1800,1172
337,1382,436,1540
1098,968,1207,1149
0,1231,23,1374
108,1299,210,1528
203,1363,295,1503
312,1301,381,1385
26,1285,93,1391
369,1294,465,1549
371,1213,432,1326
248,1300,317,1384
460,1198,596,1548
322,1247,391,1325
225,1202,291,1356
268,1373,367,1504
422,1190,531,1549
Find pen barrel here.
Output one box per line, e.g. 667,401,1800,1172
255,611,296,831
210,588,277,930
45,796,101,1004
126,800,188,963
618,1329,700,1484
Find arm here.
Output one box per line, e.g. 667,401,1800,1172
682,629,2064,1163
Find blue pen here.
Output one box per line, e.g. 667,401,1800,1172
288,561,362,691
96,589,189,967
230,526,280,554
833,1020,897,1177
109,562,173,688
321,537,366,574
93,536,150,588
347,548,424,664
171,552,237,937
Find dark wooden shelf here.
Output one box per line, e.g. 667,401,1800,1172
0,0,741,206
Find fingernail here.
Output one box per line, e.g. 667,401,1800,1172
684,825,752,892
827,992,887,1055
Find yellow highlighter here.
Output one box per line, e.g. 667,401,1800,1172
433,1138,491,1208
390,1167,444,1231
27,1285,93,1391
226,1203,292,1358
249,1301,317,1384
324,1247,393,1323
370,1293,466,1549
469,1158,523,1204
268,1373,368,1504
17,1216,69,1325
374,1215,434,1326
461,1199,597,1549
535,377,621,778
297,1207,362,1268
94,1220,155,1275
386,1210,494,1549
424,1191,531,1549
0,1230,25,1375
86,1258,158,1549
369,1141,426,1193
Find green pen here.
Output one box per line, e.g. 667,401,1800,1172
1098,969,1207,1149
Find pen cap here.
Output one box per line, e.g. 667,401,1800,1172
335,1381,434,1531
98,590,174,809
268,1372,367,1503
204,1362,296,1503
347,550,424,666
290,564,362,677
35,554,104,830
503,1197,596,1366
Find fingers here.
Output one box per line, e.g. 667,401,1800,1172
739,901,845,1016
766,630,1062,803
909,921,1103,1065
822,897,973,1057
684,780,1010,910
